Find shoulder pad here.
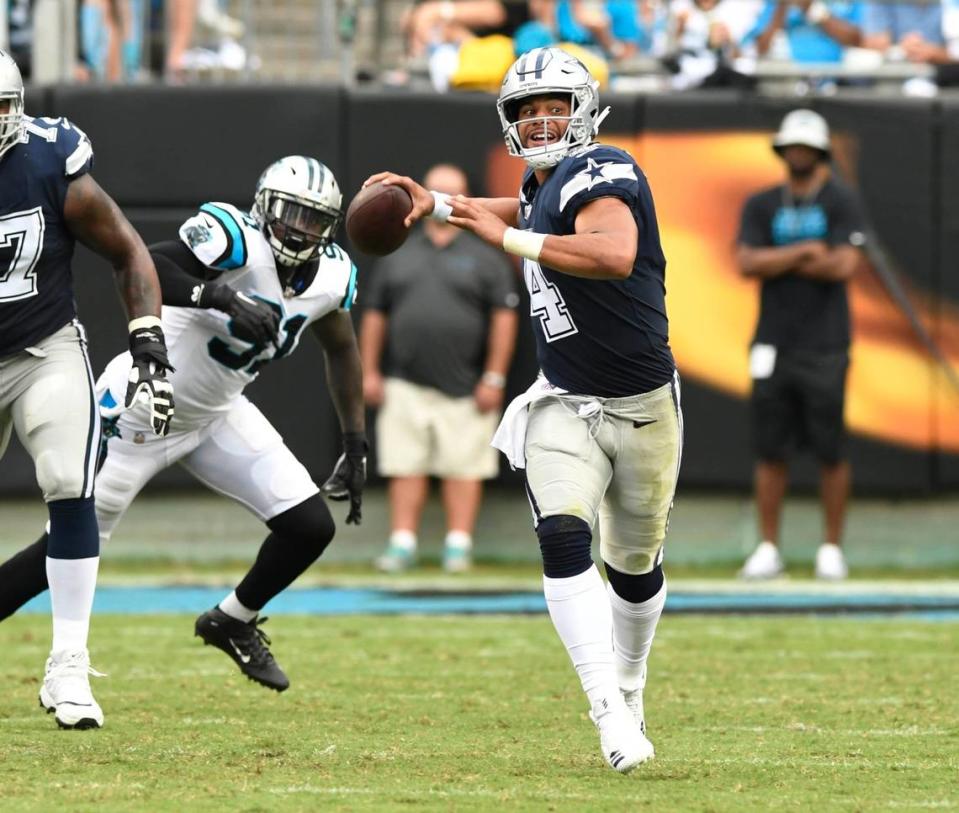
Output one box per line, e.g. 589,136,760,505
557,145,641,214
179,202,258,270
22,116,94,179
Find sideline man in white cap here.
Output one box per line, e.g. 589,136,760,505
737,109,867,581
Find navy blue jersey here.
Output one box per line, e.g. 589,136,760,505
517,143,674,397
0,116,94,357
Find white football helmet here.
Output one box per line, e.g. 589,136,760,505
497,47,609,171
252,155,343,267
0,49,24,162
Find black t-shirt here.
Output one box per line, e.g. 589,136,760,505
364,229,518,398
738,178,865,351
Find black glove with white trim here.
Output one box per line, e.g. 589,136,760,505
203,285,280,347
126,316,175,437
321,432,367,525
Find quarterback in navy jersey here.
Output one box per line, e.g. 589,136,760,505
0,48,173,729
366,46,682,774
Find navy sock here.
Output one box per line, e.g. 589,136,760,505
47,497,99,559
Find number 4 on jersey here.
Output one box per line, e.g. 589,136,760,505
525,259,577,342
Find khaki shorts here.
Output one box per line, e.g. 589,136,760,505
0,322,100,502
524,377,683,575
376,377,500,480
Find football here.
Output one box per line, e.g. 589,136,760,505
345,181,413,256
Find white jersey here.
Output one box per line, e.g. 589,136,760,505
100,202,357,428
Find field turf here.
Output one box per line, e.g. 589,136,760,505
1,613,956,812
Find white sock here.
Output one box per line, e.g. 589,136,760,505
444,530,472,550
389,529,417,552
543,566,619,708
46,556,99,654
219,590,257,623
607,580,667,693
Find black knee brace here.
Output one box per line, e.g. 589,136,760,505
235,494,336,611
536,515,593,578
266,493,336,553
604,562,664,604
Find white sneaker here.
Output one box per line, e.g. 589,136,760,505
739,541,785,580
815,543,848,581
588,695,655,773
38,649,105,729
442,546,472,574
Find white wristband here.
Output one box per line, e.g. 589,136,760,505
806,1,830,25
481,371,506,389
128,315,162,332
502,227,546,261
429,190,453,222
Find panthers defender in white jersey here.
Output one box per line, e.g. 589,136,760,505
0,156,367,693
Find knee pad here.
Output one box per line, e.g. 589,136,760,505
536,514,593,578
605,562,664,604
267,493,336,558
36,449,85,501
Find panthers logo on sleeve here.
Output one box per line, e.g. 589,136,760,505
178,202,257,271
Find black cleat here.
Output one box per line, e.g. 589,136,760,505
194,607,290,692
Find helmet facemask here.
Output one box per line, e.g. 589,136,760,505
256,189,341,267
0,51,24,161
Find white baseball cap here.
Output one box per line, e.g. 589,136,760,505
773,109,831,155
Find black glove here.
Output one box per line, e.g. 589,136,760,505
203,285,280,347
126,318,175,437
321,432,367,525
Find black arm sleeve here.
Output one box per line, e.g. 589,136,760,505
149,240,225,308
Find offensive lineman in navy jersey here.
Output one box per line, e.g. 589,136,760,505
366,47,682,773
0,49,174,729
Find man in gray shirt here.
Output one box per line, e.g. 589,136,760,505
361,163,519,573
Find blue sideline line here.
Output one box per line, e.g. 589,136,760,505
16,587,959,619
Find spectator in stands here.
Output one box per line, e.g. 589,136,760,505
164,0,199,78
751,0,863,63
7,0,33,78
665,0,763,87
736,110,866,581
361,164,519,574
555,0,641,60
670,0,763,58
861,0,956,64
403,0,529,59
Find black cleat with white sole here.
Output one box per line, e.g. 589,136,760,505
194,607,290,692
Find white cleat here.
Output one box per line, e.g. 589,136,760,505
739,541,785,580
622,687,647,735
589,695,655,774
38,649,105,730
815,543,848,581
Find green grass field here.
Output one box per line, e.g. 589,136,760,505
1,613,956,812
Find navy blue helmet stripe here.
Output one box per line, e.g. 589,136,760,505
533,49,546,78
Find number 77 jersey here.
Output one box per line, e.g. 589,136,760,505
517,143,675,398
100,201,358,428
0,116,94,356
